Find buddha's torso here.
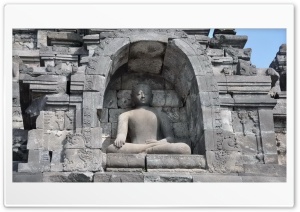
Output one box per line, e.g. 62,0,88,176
128,107,162,144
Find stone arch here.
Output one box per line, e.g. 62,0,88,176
84,30,221,157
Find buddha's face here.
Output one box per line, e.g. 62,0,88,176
132,84,153,106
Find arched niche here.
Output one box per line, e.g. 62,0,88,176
85,30,220,156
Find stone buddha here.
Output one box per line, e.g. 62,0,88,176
106,83,191,154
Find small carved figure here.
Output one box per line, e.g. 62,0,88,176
106,83,191,154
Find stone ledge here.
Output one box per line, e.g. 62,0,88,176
146,154,206,169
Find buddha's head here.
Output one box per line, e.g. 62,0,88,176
131,83,153,107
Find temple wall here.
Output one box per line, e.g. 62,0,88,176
12,28,287,182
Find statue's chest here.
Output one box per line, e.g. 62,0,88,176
129,110,159,130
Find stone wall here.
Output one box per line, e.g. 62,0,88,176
12,28,287,182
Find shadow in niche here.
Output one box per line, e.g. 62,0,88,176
102,62,203,155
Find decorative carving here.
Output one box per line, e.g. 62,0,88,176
82,128,92,148
55,111,64,130
238,111,248,136
66,133,85,147
83,109,92,127
85,76,93,90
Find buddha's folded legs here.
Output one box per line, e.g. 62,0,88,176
145,143,191,154
106,142,166,154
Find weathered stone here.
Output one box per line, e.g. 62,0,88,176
111,123,118,138
173,122,189,138
258,110,275,131
193,174,242,182
83,91,103,110
82,127,102,148
243,164,286,177
64,111,75,130
117,90,132,108
146,154,205,169
99,108,108,123
106,153,145,168
206,48,224,57
264,154,279,164
128,58,163,74
210,34,248,49
224,47,252,61
47,32,83,46
101,123,112,138
13,172,43,182
241,176,286,182
109,109,129,122
122,73,165,90
63,149,104,172
213,29,236,36
103,90,118,108
261,132,277,154
84,75,106,91
82,108,98,128
27,129,44,149
144,173,192,182
18,150,51,173
94,172,144,182
43,172,94,182
105,168,144,172
237,59,257,76
86,56,112,76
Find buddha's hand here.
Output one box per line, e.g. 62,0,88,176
114,137,125,148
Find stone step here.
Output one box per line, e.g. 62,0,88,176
243,164,286,177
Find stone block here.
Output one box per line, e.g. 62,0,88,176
64,110,75,130
99,108,108,123
165,90,182,107
106,153,146,168
111,123,118,138
261,132,277,154
94,172,144,182
103,90,118,109
106,168,144,172
196,76,218,92
241,176,286,182
83,92,103,110
264,154,279,164
44,130,70,151
224,47,252,61
117,90,132,108
86,56,112,76
82,108,98,128
121,73,165,90
243,164,286,177
43,172,94,182
128,58,163,74
206,48,224,57
152,90,166,107
109,109,128,123
144,173,192,182
192,174,242,182
173,122,189,138
146,155,205,169
96,38,130,57
63,149,104,172
12,107,23,122
18,150,51,173
206,151,242,173
235,133,257,154
84,75,106,91
101,123,112,138
258,110,275,131
13,172,43,182
162,107,180,123
82,127,102,149
27,129,44,149
210,34,248,49
101,138,114,153
237,59,257,76
36,111,65,131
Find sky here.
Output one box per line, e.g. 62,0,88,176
208,29,286,68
